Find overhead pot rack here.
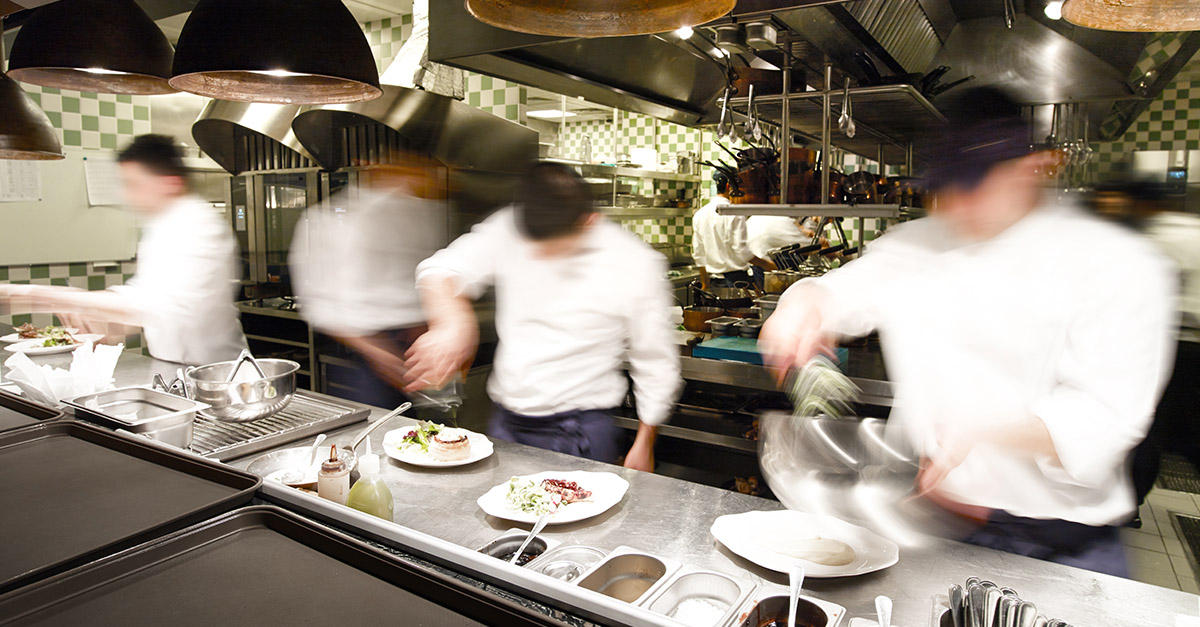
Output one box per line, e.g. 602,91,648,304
170,0,381,104
191,100,314,175
6,0,176,95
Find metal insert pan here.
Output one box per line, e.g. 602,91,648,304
0,506,568,626
0,421,259,594
0,390,63,433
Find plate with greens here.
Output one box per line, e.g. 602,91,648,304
382,421,493,468
1,325,80,343
477,470,629,525
3,333,105,355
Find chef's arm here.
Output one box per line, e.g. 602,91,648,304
749,256,777,271
624,257,683,470
0,284,144,326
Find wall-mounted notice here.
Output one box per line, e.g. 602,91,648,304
83,154,123,206
0,160,42,202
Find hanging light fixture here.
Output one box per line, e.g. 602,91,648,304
7,0,176,95
169,0,381,104
1062,0,1200,31
0,33,64,160
465,0,736,38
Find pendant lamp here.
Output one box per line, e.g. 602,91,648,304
465,0,736,37
7,0,176,95
1062,0,1200,31
0,36,64,160
169,0,381,104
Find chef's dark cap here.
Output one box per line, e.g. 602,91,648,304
917,87,1032,192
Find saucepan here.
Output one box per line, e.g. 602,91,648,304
184,350,299,422
682,306,724,332
692,282,758,310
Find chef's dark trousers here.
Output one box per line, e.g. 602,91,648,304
334,326,427,410
963,510,1128,578
489,406,620,464
1132,340,1200,505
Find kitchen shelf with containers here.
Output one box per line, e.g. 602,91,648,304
551,160,706,219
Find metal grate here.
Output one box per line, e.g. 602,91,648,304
1173,513,1200,580
1157,454,1200,495
190,391,369,461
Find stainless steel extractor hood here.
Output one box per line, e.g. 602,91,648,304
191,99,314,174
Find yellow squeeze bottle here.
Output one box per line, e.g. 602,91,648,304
346,447,394,521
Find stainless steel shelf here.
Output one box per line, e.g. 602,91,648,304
717,204,901,218
549,159,704,184
723,84,944,163
612,416,757,453
601,206,694,219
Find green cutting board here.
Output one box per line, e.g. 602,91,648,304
692,336,764,365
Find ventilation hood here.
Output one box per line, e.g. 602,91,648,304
191,99,313,174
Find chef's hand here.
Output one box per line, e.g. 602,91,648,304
403,315,477,392
915,426,980,497
56,312,107,335
339,335,411,391
622,422,657,472
758,291,836,386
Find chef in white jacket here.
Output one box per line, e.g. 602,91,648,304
0,135,245,365
403,162,681,471
760,88,1177,577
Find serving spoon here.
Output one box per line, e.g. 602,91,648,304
876,595,892,627
510,513,550,565
789,563,806,627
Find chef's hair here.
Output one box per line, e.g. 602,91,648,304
515,162,595,241
117,134,189,183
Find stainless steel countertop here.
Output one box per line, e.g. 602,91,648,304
38,350,1200,626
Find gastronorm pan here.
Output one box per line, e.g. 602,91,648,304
575,546,679,606
0,390,63,433
0,506,569,626
640,567,755,627
0,421,259,594
66,386,210,449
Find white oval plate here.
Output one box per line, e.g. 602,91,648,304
3,335,106,355
711,509,899,578
381,427,494,468
1,328,79,343
478,470,629,526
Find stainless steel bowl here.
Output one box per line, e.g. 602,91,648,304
185,357,299,422
246,445,357,488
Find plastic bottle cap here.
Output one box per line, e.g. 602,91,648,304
358,453,380,477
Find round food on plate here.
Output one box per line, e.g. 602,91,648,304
430,428,471,461
766,534,856,566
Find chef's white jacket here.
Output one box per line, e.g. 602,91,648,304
784,201,1177,525
416,207,682,426
692,196,755,274
110,196,246,365
290,187,444,336
747,215,808,259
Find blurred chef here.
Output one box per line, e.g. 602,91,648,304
0,134,245,365
404,162,681,471
290,156,446,408
692,170,776,290
760,88,1177,577
747,215,826,260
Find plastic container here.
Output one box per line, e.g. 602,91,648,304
346,453,394,521
317,444,350,505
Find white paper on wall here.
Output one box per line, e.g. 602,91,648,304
0,160,42,202
83,154,123,206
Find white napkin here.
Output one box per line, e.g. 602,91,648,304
4,341,123,404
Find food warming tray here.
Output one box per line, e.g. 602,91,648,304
0,506,569,627
0,390,63,433
0,421,259,594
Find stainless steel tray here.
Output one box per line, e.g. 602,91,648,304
66,387,208,428
639,567,756,627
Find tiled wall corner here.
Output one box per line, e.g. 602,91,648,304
361,14,416,73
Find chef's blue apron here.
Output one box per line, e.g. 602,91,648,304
489,406,620,464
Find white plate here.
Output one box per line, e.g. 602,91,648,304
3,335,106,356
711,510,899,578
477,470,629,526
1,328,79,343
381,426,494,468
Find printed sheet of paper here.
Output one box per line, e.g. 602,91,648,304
0,160,42,202
83,154,123,206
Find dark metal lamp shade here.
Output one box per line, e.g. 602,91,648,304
464,0,736,37
7,0,176,95
0,74,64,160
169,0,382,104
1063,0,1200,31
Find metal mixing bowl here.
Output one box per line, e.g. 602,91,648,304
184,357,299,422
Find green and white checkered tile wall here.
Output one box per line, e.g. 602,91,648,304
361,14,415,73
0,262,143,349
1092,74,1200,179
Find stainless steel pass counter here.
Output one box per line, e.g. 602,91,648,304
49,352,1200,626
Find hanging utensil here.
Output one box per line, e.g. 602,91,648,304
838,80,856,138
717,82,733,142
751,85,764,143
743,84,756,142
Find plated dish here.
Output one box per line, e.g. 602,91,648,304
1,325,80,343
382,422,494,468
4,334,106,355
711,509,899,578
477,470,629,525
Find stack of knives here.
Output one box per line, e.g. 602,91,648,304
946,577,1072,627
